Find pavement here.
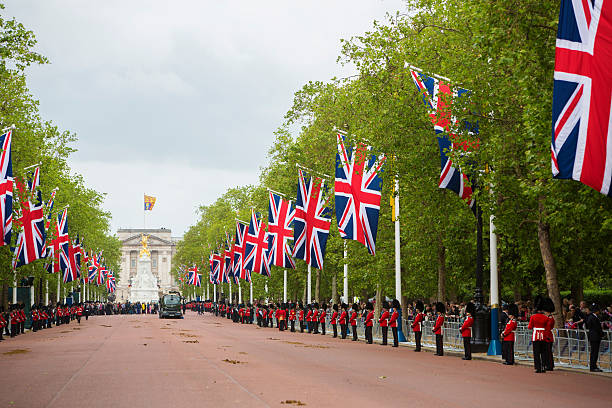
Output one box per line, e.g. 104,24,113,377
0,312,610,408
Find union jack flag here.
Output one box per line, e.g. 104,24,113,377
68,236,82,279
552,0,612,196
292,169,331,270
97,260,106,286
267,192,296,269
244,209,271,276
88,252,100,283
233,221,250,282
13,179,47,268
225,232,239,284
335,132,385,255
44,188,57,231
106,270,116,293
45,210,70,274
82,250,90,284
188,265,202,287
0,130,13,247
219,241,230,284
410,68,477,208
211,252,222,284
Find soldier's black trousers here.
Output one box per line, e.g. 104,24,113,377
340,324,347,339
332,324,337,338
320,322,325,335
300,321,304,332
290,321,295,332
502,340,514,364
382,326,388,345
352,325,358,341
77,316,81,324
11,323,18,337
392,327,398,347
435,334,444,355
532,341,546,372
546,342,554,370
365,326,373,344
590,340,601,370
20,321,24,333
313,321,319,334
463,336,471,359
414,331,422,351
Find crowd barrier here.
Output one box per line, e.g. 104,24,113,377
313,316,610,372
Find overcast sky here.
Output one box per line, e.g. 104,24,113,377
6,0,406,236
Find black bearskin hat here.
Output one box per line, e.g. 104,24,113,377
415,300,424,312
321,303,327,309
313,302,319,309
465,302,476,316
366,302,374,311
542,297,555,313
392,299,401,309
352,303,359,311
508,303,519,317
333,304,338,311
342,303,348,310
298,303,304,309
382,300,390,309
436,302,446,314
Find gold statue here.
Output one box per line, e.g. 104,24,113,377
139,234,151,258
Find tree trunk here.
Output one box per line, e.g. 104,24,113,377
331,272,338,305
537,195,563,328
375,282,382,321
437,236,446,302
315,269,320,303
570,279,584,302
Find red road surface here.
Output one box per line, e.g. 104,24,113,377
0,312,610,408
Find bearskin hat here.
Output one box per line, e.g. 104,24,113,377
534,295,545,311
436,302,446,314
392,299,401,309
542,297,555,313
382,300,390,309
465,302,476,316
366,302,374,311
415,300,424,312
352,303,359,311
342,303,348,310
508,303,519,317
313,302,319,309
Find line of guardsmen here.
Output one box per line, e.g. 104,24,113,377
0,302,90,341
195,297,530,368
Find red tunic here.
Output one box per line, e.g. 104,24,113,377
312,310,318,322
379,310,389,327
502,319,517,342
338,311,347,325
528,313,549,341
289,310,296,321
319,310,326,323
460,316,473,337
350,311,357,326
389,310,399,328
433,314,444,335
298,310,304,321
306,310,312,322
545,315,555,343
365,311,374,327
412,312,424,332
330,311,338,325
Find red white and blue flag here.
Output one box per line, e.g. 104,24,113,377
267,191,296,269
292,169,331,270
244,209,271,276
68,236,82,279
88,252,100,283
552,0,612,196
188,265,202,287
410,69,476,208
106,270,116,293
0,130,13,247
233,221,250,282
96,260,106,286
13,178,47,268
335,132,385,255
225,233,239,285
211,252,222,284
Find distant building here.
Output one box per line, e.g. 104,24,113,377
116,228,181,302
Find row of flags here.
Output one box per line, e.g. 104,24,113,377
182,0,611,287
0,128,116,293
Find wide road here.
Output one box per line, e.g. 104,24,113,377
0,312,609,408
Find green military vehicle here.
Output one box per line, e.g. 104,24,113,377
159,292,183,319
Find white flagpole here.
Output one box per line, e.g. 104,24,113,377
13,271,17,304
229,280,232,303
249,280,253,304
238,281,242,304
283,269,287,303
213,284,217,302
343,241,348,303
307,264,312,303
394,178,401,301
206,281,209,299
57,277,60,302
45,280,49,305
265,281,268,303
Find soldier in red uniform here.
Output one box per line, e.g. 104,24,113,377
412,301,425,352
10,304,19,337
543,297,556,371
77,303,83,324
19,304,26,333
278,304,286,331
319,304,326,335
433,302,445,356
350,303,359,341
460,302,475,360
379,301,389,346
501,303,518,365
389,299,400,347
364,302,374,344
311,303,319,334
330,304,338,338
305,305,313,333
338,303,348,339
289,303,296,332
528,296,550,373
298,304,305,333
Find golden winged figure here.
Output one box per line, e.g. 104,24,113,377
139,234,151,258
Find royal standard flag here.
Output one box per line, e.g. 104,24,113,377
144,195,156,211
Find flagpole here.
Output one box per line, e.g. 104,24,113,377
45,279,49,305
57,276,60,303
488,181,501,355
213,284,217,302
283,269,287,303
238,281,242,304
265,281,268,303
343,241,348,303
206,281,209,299
307,264,312,303
13,271,17,304
249,280,253,304
394,177,406,342
229,280,232,303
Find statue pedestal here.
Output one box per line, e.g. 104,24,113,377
129,253,159,303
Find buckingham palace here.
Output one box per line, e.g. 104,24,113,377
115,228,181,302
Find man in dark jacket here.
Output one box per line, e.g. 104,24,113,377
585,304,604,372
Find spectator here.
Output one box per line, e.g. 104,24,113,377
585,304,604,373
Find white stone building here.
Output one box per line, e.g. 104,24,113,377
115,228,181,302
